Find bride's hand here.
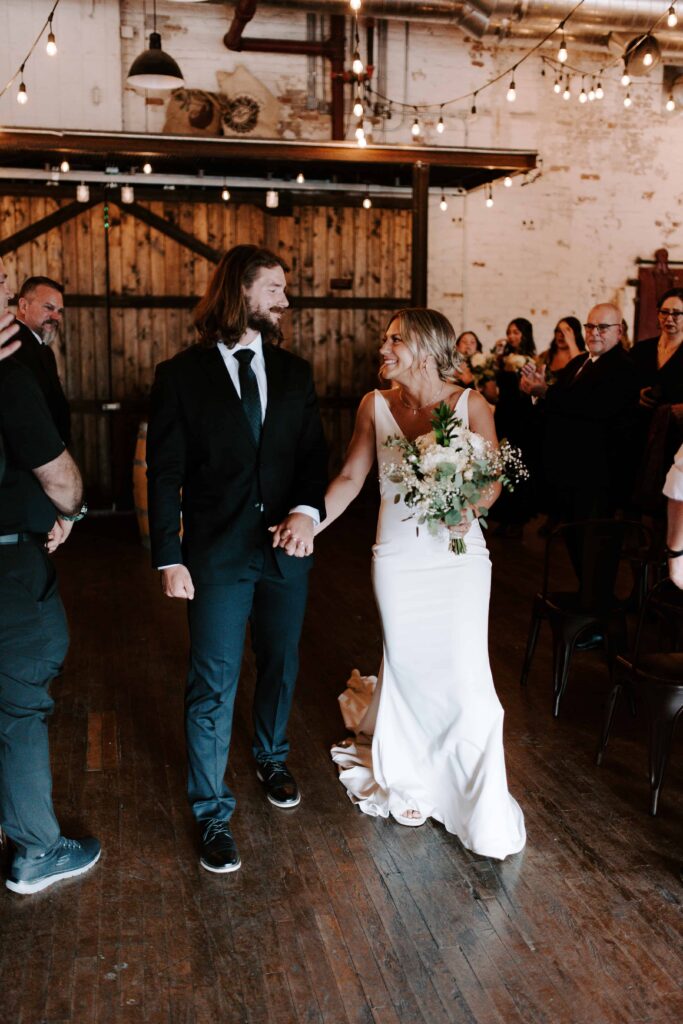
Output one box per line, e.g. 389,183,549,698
448,518,474,539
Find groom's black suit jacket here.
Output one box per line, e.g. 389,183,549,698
147,342,328,584
12,321,71,447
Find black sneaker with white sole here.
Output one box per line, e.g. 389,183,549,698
6,835,101,895
256,758,301,808
199,819,241,873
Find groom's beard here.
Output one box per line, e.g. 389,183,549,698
247,310,285,346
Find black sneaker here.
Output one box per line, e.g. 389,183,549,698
256,758,301,808
199,819,241,874
6,836,101,895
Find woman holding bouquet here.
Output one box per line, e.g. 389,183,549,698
313,308,525,859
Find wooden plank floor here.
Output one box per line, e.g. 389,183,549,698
1,506,681,1024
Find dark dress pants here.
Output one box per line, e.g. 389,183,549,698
0,542,68,857
185,546,309,823
548,484,620,609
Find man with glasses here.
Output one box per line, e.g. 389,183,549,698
522,303,639,588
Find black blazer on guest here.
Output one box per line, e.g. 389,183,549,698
146,342,328,584
12,321,71,446
631,336,683,405
541,345,640,502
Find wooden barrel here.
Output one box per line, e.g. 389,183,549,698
132,421,150,548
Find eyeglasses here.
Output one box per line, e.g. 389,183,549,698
583,323,620,333
658,309,683,320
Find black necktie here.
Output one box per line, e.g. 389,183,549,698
234,349,262,444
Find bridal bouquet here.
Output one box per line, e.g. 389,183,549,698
383,402,528,554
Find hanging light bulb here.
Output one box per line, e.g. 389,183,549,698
470,93,478,116
562,79,571,101
411,115,421,137
265,189,279,209
666,93,676,112
437,111,445,133
353,93,363,118
439,195,448,211
621,62,630,87
352,50,364,75
46,15,57,56
588,82,596,102
558,31,568,64
362,194,372,209
221,187,230,201
507,76,516,103
643,51,654,68
76,183,90,203
667,4,678,28
624,92,632,108
350,0,362,10
485,185,494,208
504,175,512,188
553,78,561,94
296,172,305,184
143,162,153,175
579,85,588,104
60,160,70,173
127,0,184,90
17,66,27,105
357,133,367,148
595,81,604,100
355,121,365,140
121,185,135,204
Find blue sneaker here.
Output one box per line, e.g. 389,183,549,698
6,836,101,894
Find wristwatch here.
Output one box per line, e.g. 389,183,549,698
59,501,88,522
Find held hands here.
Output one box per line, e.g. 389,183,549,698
269,512,315,557
639,386,660,410
45,517,73,553
161,565,195,600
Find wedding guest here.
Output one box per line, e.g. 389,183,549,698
632,289,683,411
147,245,327,875
537,317,585,381
664,443,683,589
0,255,99,895
453,331,482,388
490,318,537,537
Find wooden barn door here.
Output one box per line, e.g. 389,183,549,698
1,192,412,506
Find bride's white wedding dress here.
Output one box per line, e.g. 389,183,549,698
330,388,526,859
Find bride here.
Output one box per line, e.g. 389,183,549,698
316,308,525,859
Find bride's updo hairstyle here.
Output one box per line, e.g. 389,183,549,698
388,308,462,382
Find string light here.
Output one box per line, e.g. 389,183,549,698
362,194,372,209
504,176,512,187
76,183,90,203
562,79,571,101
296,172,305,184
265,189,279,209
437,110,445,133
643,50,654,68
411,115,421,136
553,77,561,94
17,69,28,104
353,93,363,118
143,162,153,174
621,62,630,87
588,81,596,102
579,81,587,103
557,29,568,64
221,186,230,201
355,121,365,140
46,14,57,56
352,50,364,75
439,195,448,211
667,4,678,28
623,91,632,108
350,0,362,10
506,74,516,102
121,185,135,204
471,93,477,116
357,133,367,148
595,81,604,100
666,93,676,111
60,160,70,173
485,184,494,208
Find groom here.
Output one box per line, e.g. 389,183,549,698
147,245,327,873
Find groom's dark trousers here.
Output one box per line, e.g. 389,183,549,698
146,342,327,823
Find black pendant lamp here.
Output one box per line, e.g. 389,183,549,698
127,0,184,91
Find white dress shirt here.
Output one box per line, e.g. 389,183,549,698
158,334,319,569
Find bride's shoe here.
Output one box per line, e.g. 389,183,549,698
391,809,427,827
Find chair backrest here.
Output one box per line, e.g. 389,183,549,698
542,518,652,613
633,577,683,668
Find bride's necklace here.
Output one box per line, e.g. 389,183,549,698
397,384,448,415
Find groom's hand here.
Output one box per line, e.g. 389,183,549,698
161,565,195,599
270,512,314,557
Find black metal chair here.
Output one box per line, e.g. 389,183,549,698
596,578,683,815
520,519,651,717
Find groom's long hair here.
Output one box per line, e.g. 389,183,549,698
194,244,289,348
